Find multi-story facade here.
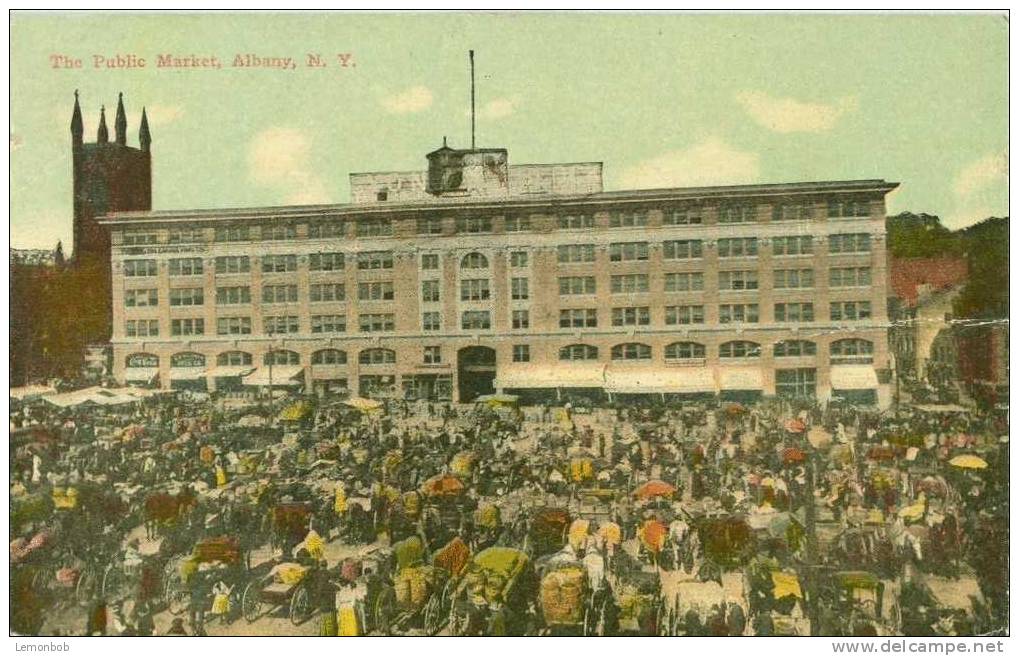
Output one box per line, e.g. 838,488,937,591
100,142,897,406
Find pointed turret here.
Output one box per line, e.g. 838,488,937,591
70,90,83,146
97,105,108,144
139,107,151,153
114,92,127,146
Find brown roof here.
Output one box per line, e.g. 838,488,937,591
890,257,969,307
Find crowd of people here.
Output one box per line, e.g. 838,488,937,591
9,386,1009,637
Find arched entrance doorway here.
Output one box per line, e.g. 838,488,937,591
457,346,496,402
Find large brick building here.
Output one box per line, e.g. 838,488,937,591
99,142,897,406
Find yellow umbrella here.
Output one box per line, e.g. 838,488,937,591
948,454,988,470
597,522,622,546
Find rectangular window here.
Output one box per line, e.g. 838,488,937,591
775,302,815,322
263,223,297,241
512,345,530,362
830,301,872,321
665,305,705,325
663,239,703,259
719,303,759,324
505,215,531,232
168,228,204,244
169,287,203,306
559,276,596,295
772,236,813,256
423,345,442,364
358,281,395,301
512,309,530,329
422,311,441,331
456,216,493,234
830,267,872,288
719,270,759,291
422,280,440,303
311,314,346,334
264,315,299,334
214,256,249,274
123,232,158,246
827,198,871,218
357,251,394,270
262,284,298,304
828,233,872,253
359,313,395,332
557,214,594,230
125,319,159,337
167,258,203,276
718,204,757,224
776,368,817,398
461,311,491,330
664,272,705,292
216,316,251,335
124,259,158,277
609,241,649,262
717,238,758,257
309,252,345,271
355,218,393,237
308,221,345,239
510,251,529,268
612,306,651,327
511,277,529,300
421,253,440,270
171,318,204,336
310,283,345,302
215,286,251,305
773,269,815,289
125,289,158,307
772,203,815,221
261,255,298,273
611,274,649,294
214,226,250,242
663,206,703,226
417,217,444,235
609,209,648,228
559,308,597,328
557,244,596,263
460,279,490,301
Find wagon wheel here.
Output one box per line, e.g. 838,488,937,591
289,585,313,625
241,581,263,622
101,563,124,599
227,586,244,623
75,566,96,605
373,585,396,634
448,597,470,636
164,576,188,616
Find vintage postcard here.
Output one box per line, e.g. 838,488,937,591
7,10,1009,645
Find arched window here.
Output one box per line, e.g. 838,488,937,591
773,340,817,357
830,338,874,363
611,343,651,361
170,352,205,368
126,353,158,368
460,252,489,270
719,341,761,359
665,342,706,361
559,344,599,361
359,348,396,366
264,350,300,365
217,351,252,366
312,349,347,365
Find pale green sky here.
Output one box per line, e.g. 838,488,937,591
9,12,1008,250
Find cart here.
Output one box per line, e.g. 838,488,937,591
449,547,539,636
241,560,317,625
164,536,246,620
538,561,602,635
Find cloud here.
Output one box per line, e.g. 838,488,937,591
479,97,515,120
129,104,185,128
247,127,331,205
736,91,857,133
953,152,1008,197
381,86,433,114
620,137,760,190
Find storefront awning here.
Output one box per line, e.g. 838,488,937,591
719,367,764,391
205,366,256,378
123,367,159,383
830,365,878,390
168,367,207,381
605,367,715,394
495,364,606,389
242,365,304,387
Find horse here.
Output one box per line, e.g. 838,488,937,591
143,489,197,539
